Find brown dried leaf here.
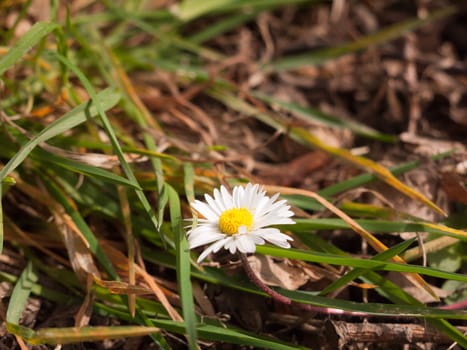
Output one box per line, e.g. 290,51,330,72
247,255,308,290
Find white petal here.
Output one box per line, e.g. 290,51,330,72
235,235,257,253
213,187,229,211
254,228,293,247
255,215,295,228
204,193,223,216
191,200,220,221
252,195,270,217
233,185,244,207
238,225,248,234
220,186,234,208
243,183,258,210
224,238,238,254
197,237,230,263
188,228,225,248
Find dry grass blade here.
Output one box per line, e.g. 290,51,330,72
290,128,447,217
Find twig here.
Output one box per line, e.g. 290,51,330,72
325,320,467,347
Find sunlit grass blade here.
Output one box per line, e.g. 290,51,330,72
320,238,416,296
167,183,198,349
175,0,312,21
0,21,58,75
25,326,160,345
339,201,421,220
0,88,120,183
78,30,169,236
264,6,457,72
31,148,141,189
51,52,161,235
293,218,467,242
401,236,459,262
318,150,455,198
104,46,168,232
291,128,447,216
256,246,467,282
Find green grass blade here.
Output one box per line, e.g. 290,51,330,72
256,246,467,282
252,92,395,142
0,177,14,253
176,0,312,21
51,52,160,234
167,183,197,349
6,261,38,325
0,184,3,254
293,218,467,242
27,326,160,345
152,320,307,350
0,22,58,75
42,175,118,279
31,148,141,189
281,289,467,320
320,238,416,295
188,11,259,44
265,6,457,71
318,151,455,198
0,87,121,182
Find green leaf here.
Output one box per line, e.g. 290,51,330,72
256,245,467,282
176,0,311,21
428,243,464,273
442,280,467,305
152,320,308,350
0,22,58,76
320,238,416,295
0,87,121,182
32,148,141,189
6,261,38,325
281,289,467,320
42,176,118,279
50,51,160,237
167,183,198,349
292,218,467,242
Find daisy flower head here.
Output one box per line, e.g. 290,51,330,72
187,183,295,263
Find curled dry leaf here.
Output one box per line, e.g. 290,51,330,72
247,255,309,290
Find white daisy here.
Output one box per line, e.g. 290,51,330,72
187,183,295,263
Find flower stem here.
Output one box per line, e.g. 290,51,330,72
239,253,292,305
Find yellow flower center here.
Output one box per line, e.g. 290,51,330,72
218,208,253,235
